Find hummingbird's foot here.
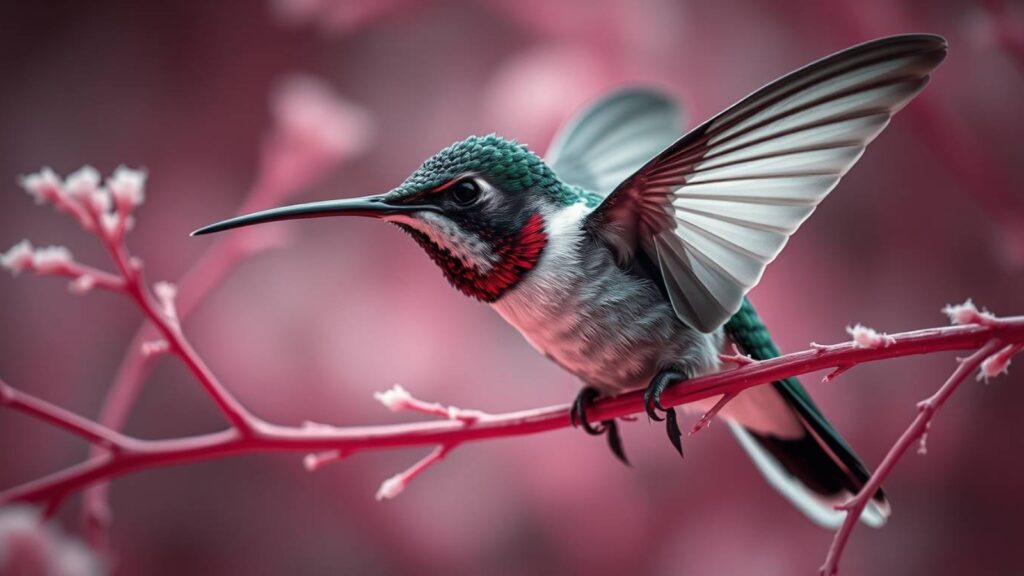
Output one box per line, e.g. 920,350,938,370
571,386,630,466
570,386,605,435
644,369,688,457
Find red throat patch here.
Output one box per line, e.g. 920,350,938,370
400,212,548,302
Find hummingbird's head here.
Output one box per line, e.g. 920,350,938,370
193,134,586,302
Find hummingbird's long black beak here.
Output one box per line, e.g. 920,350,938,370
190,194,434,236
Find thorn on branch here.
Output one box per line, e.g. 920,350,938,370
375,445,451,501
718,343,756,366
822,364,853,383
811,342,836,353
690,392,737,435
303,450,348,472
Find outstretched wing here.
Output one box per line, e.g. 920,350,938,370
585,34,948,332
546,88,685,198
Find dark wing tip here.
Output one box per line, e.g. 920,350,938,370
883,33,949,58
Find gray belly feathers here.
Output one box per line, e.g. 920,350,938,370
493,205,721,393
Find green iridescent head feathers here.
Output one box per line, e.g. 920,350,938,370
387,134,592,206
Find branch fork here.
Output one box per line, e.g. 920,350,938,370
370,384,489,500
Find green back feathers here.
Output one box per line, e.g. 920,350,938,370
724,298,787,361
388,134,592,206
725,298,864,467
724,298,822,414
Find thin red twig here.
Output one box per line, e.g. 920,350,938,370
689,392,737,435
0,380,128,450
819,337,1008,575
375,445,452,501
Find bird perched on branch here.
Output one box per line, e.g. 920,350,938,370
195,34,947,528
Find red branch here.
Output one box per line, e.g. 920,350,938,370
819,337,1007,575
3,168,1023,576
2,315,1020,504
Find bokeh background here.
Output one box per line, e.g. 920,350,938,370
2,0,1023,574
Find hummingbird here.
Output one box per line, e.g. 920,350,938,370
194,34,947,529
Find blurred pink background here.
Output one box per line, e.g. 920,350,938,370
2,0,1023,574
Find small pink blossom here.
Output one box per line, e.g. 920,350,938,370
63,166,102,203
32,246,74,274
20,167,94,230
942,299,997,326
19,167,62,205
1,241,74,276
847,324,896,349
373,384,412,412
977,344,1020,382
106,166,147,213
1,240,35,275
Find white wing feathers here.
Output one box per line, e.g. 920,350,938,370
584,34,948,332
546,88,684,197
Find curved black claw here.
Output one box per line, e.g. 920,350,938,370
570,387,605,435
644,369,687,422
645,369,688,458
570,387,630,466
643,386,665,422
664,407,684,457
604,419,630,466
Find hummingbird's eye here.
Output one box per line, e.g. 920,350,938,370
448,179,482,207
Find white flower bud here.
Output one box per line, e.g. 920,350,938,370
63,166,101,201
107,166,147,212
19,167,62,204
373,384,412,412
31,246,74,274
846,324,895,349
375,475,405,500
942,299,996,326
1,240,35,275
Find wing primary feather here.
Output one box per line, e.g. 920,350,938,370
583,35,947,332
